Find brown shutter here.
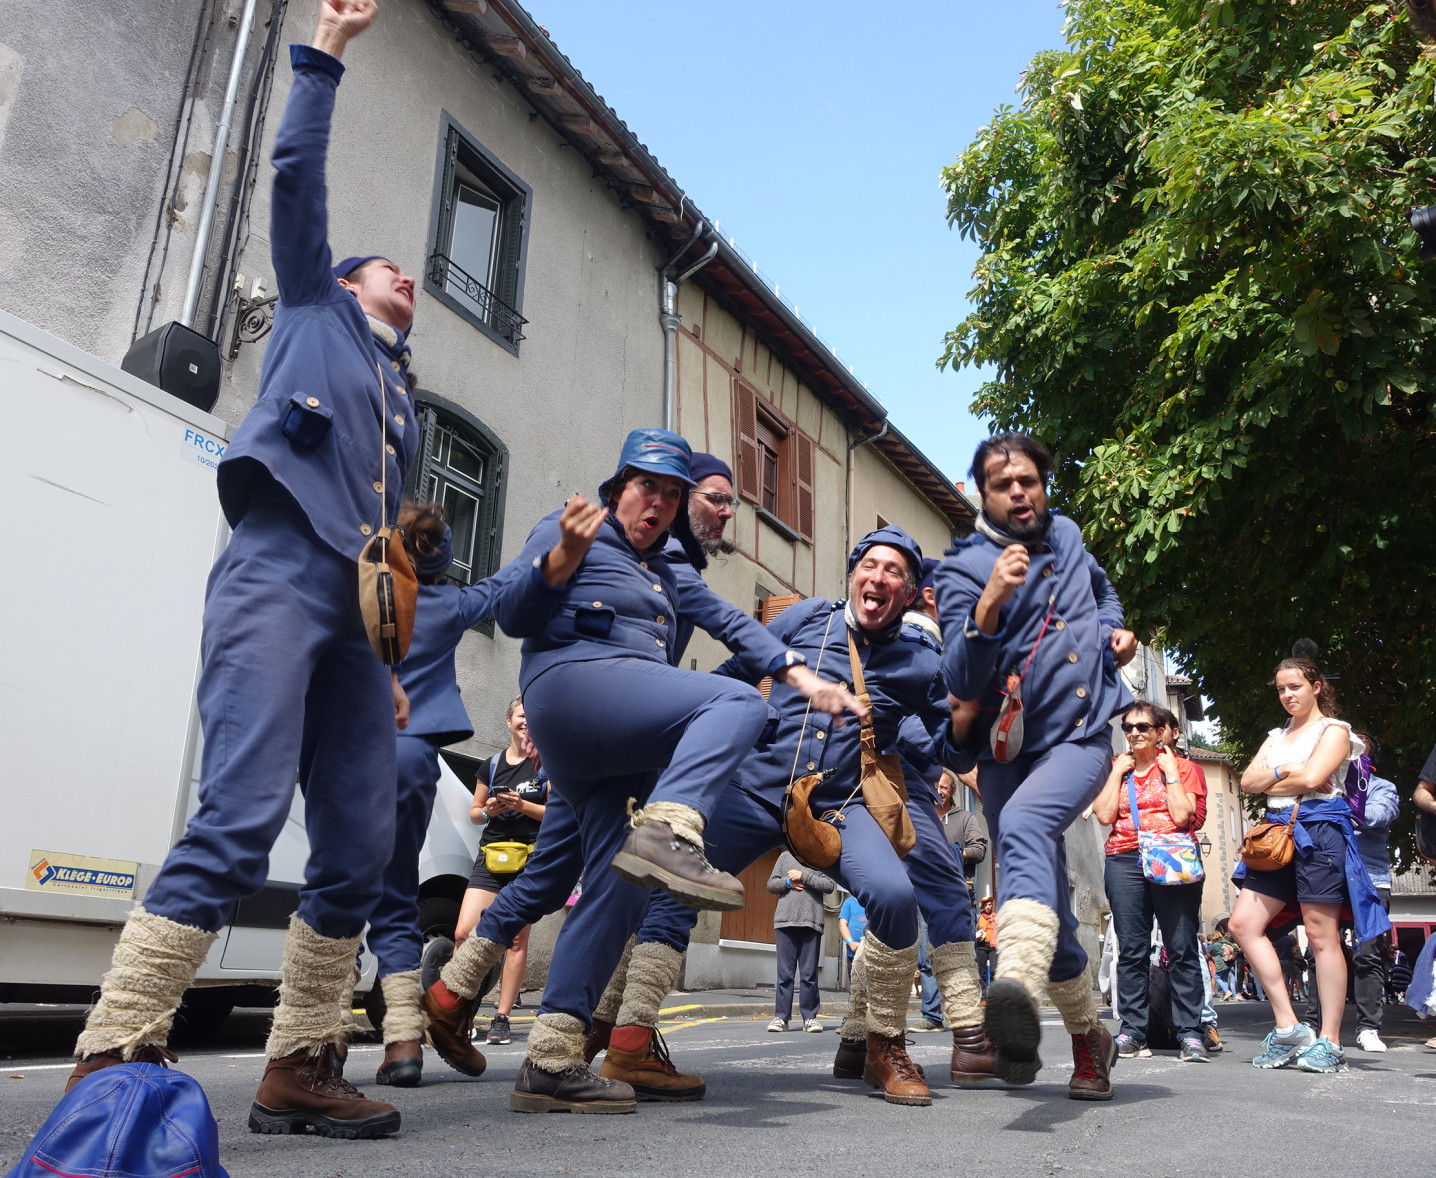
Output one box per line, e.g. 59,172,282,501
734,381,760,502
756,593,804,699
794,432,815,542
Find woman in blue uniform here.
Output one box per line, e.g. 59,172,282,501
68,1,416,1140
362,502,509,1088
426,429,859,1113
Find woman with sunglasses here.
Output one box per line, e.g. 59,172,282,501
1092,702,1209,1062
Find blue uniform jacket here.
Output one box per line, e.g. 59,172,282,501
716,599,949,810
935,511,1132,759
398,573,510,746
217,45,419,559
494,511,791,693
1354,774,1399,888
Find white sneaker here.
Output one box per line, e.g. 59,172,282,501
803,1018,824,1033
1357,1028,1387,1052
767,1017,788,1032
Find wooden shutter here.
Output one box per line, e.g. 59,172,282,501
734,381,760,502
756,593,804,699
794,431,815,542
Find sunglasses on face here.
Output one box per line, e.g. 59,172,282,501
1121,722,1160,734
693,491,740,508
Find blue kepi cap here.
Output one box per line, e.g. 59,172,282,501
609,428,696,488
847,525,924,582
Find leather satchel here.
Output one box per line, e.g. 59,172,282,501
846,630,916,859
1240,798,1300,872
782,768,842,870
358,363,417,665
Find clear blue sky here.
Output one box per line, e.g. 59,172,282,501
525,0,1069,486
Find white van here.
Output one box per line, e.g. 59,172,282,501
0,308,481,1031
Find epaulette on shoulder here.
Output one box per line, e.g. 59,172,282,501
947,533,987,556
898,622,942,654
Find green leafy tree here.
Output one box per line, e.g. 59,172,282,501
941,0,1436,857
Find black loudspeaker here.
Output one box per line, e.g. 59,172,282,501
121,321,222,413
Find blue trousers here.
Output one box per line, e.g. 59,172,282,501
775,926,822,1021
144,487,397,938
366,734,441,979
638,783,974,958
977,732,1113,984
472,793,584,946
918,918,942,1025
524,659,768,1027
1104,849,1205,1041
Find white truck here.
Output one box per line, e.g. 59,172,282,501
0,308,482,1031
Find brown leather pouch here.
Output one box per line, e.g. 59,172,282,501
782,769,842,870
358,362,416,665
1240,798,1300,872
359,525,417,665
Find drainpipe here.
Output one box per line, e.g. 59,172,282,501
180,0,259,330
658,220,716,431
844,421,889,573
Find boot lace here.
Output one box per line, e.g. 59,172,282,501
647,1028,680,1076
307,1044,366,1100
133,1044,179,1066
1071,1030,1101,1080
886,1035,923,1082
673,837,722,876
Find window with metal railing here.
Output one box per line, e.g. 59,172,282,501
425,113,531,352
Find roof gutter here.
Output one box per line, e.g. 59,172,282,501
659,219,716,431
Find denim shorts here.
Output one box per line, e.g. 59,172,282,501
1240,820,1347,906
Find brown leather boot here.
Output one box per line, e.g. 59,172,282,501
598,1025,705,1101
984,977,1043,1085
65,1045,177,1095
375,1040,423,1088
249,1044,401,1137
1068,1023,1117,1102
584,1017,615,1064
950,1023,998,1086
610,822,745,911
421,981,487,1077
833,1036,866,1079
862,1032,932,1106
510,1059,637,1114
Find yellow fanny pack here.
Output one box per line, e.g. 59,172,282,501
482,841,534,874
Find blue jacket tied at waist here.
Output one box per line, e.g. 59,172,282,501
1234,797,1392,944
934,511,1132,759
218,45,419,559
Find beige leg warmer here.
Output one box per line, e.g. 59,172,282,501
264,915,361,1060
838,942,869,1040
527,1012,587,1073
993,898,1060,1004
440,933,506,1000
593,935,638,1024
630,799,705,848
929,940,984,1029
1046,970,1101,1035
339,962,365,1038
379,969,427,1045
862,932,920,1038
614,941,685,1028
75,906,216,1060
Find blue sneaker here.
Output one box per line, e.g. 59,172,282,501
1294,1037,1347,1073
1253,1024,1316,1069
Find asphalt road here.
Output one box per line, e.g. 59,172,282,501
4,1001,1435,1177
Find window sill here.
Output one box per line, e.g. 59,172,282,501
755,507,801,544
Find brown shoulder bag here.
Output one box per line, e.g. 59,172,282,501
357,363,417,665
846,630,916,859
1240,798,1300,872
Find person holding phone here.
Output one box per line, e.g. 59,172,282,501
455,698,548,1047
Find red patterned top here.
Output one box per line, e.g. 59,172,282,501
1104,758,1208,856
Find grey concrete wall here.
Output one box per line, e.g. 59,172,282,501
0,1,264,362
224,0,667,757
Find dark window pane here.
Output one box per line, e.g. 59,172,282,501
760,442,779,514
445,430,485,485
441,482,481,578
449,182,501,298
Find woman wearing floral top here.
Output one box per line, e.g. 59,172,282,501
1230,656,1385,1076
1092,703,1209,1062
